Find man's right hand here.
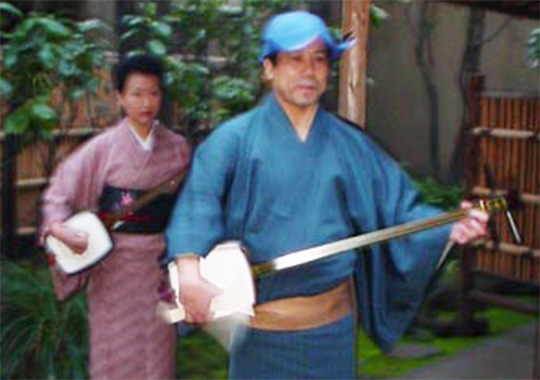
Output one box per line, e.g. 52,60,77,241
175,255,221,324
49,222,89,254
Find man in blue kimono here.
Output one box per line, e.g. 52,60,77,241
165,10,489,379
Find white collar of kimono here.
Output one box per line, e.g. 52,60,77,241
127,120,157,151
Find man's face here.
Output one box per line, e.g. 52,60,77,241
263,38,329,109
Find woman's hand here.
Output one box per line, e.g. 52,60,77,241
175,255,221,324
49,222,89,254
450,201,490,244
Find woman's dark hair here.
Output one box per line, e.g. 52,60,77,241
114,54,165,93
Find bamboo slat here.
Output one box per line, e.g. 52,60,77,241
472,240,540,258
470,187,540,204
16,177,48,189
470,127,540,140
0,128,96,140
16,226,38,236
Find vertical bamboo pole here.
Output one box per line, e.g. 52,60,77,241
528,99,533,281
527,97,535,282
495,96,502,275
520,127,526,282
494,96,502,276
512,97,520,279
505,97,513,277
523,99,531,268
502,97,509,277
533,98,540,283
487,96,496,274
514,98,523,280
465,74,485,272
475,92,483,271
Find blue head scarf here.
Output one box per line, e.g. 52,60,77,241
259,11,353,62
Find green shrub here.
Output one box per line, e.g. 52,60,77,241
414,177,464,211
0,1,111,140
0,259,89,379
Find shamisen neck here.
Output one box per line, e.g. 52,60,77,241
275,95,319,143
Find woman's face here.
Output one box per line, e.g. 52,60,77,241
117,73,162,129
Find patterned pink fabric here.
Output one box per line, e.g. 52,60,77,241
41,119,190,379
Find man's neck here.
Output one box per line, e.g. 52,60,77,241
276,97,319,142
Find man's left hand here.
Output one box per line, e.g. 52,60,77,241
450,201,490,245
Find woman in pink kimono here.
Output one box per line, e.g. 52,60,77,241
41,54,190,379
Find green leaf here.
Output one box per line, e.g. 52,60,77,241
29,102,57,131
162,15,181,24
122,15,144,27
146,39,167,56
192,63,209,76
121,28,139,42
150,21,172,39
141,2,157,17
527,27,540,68
4,108,30,135
37,44,58,70
17,18,37,37
0,77,13,95
121,15,137,24
370,5,389,28
1,48,17,68
69,88,86,100
126,49,146,58
0,2,22,18
77,19,111,33
58,60,78,76
35,18,71,38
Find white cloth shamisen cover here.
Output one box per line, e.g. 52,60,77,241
157,241,255,349
46,211,113,275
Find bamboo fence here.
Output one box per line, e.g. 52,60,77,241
465,74,539,292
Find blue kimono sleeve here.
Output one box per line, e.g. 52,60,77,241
346,136,452,352
165,127,239,260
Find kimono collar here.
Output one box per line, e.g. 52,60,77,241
126,119,157,151
262,92,326,145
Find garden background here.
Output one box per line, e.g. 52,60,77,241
1,0,538,379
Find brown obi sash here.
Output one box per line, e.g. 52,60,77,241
249,279,354,331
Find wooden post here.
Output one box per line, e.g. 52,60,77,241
464,73,485,189
457,73,489,335
339,0,371,128
456,246,489,335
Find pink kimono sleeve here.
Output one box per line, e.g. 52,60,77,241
41,138,107,300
